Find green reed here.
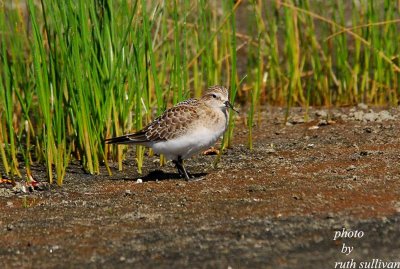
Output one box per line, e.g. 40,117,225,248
0,0,399,183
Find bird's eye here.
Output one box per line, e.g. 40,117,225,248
212,94,217,98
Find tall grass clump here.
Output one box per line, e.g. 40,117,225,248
0,0,399,183
245,0,399,143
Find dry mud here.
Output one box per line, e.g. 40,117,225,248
1,106,400,269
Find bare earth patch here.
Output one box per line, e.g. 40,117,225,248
1,106,400,268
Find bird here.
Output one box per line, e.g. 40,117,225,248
105,85,238,181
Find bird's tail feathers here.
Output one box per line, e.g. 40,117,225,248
104,132,148,145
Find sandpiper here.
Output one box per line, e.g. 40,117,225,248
105,85,238,181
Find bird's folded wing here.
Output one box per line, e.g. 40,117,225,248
144,105,200,141
105,101,201,144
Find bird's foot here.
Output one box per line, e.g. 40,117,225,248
186,176,205,182
179,169,191,181
173,160,188,180
173,159,193,181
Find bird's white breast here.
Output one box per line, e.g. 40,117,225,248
151,113,227,161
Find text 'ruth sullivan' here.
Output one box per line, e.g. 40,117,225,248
335,259,400,269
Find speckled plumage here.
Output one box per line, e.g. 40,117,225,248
105,85,237,180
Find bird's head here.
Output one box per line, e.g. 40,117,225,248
201,85,239,113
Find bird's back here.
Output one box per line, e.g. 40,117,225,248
105,98,201,145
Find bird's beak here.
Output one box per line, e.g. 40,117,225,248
225,101,239,114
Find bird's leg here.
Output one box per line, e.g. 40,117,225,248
174,156,190,181
179,158,190,181
172,159,185,177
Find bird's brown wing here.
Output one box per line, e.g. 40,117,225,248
105,103,200,144
143,104,200,141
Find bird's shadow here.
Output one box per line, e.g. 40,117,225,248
112,169,207,182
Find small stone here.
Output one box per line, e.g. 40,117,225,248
49,245,60,253
340,114,348,121
346,165,356,171
0,188,13,198
315,110,327,118
136,179,143,184
357,103,368,110
289,115,305,124
292,194,301,200
364,127,373,133
318,119,328,126
125,190,132,196
308,125,319,130
353,111,364,121
363,112,377,122
6,201,13,207
12,182,27,193
377,110,394,121
6,224,14,231
265,148,276,153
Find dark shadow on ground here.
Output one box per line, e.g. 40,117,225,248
109,169,208,182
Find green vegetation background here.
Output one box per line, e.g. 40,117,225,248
0,0,399,184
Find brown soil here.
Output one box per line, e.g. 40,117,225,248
1,107,400,269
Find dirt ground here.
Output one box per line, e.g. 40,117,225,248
1,105,400,269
